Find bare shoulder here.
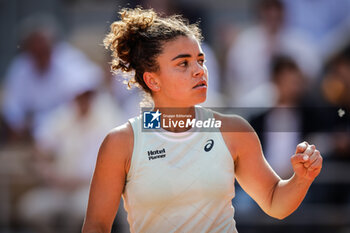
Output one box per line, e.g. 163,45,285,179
212,111,259,162
213,111,254,133
105,122,134,145
98,122,134,173
83,122,134,231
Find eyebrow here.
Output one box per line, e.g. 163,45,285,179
171,53,204,61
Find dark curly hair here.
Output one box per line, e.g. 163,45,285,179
103,8,203,94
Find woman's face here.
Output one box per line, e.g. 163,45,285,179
150,35,208,107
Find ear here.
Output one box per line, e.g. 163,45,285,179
143,72,160,92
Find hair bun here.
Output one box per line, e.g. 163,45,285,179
121,8,155,33
104,8,156,73
104,7,203,98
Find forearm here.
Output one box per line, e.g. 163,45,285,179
268,173,313,219
82,222,109,233
82,229,102,233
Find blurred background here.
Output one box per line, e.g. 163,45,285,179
0,0,349,232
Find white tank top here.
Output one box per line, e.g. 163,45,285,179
124,106,237,233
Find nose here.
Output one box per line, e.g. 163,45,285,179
192,62,205,78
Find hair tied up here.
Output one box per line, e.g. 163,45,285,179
121,8,155,32
104,7,202,99
104,8,156,74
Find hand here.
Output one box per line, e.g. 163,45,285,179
291,141,323,181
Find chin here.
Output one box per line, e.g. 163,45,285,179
194,95,207,105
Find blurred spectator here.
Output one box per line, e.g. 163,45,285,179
322,50,350,111
1,14,103,141
321,49,350,163
250,55,307,179
225,0,320,108
233,56,308,220
297,49,350,207
282,0,350,60
16,80,123,233
250,54,350,207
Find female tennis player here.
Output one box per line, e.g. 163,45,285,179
82,8,322,233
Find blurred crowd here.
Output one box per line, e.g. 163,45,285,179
0,0,349,233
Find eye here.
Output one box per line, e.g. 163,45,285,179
179,60,188,67
198,59,205,66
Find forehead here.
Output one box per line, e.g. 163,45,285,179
159,36,203,59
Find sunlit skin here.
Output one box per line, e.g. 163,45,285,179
146,35,208,107
143,35,208,132
82,35,323,233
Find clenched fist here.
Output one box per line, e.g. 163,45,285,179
291,142,323,181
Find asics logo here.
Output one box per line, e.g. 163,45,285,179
204,139,214,152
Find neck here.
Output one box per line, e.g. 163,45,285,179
152,105,196,133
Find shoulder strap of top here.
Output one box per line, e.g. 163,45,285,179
127,115,142,181
196,105,214,119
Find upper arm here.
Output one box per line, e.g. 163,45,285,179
216,113,281,213
82,122,133,233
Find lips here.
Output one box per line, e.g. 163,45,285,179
192,80,207,89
